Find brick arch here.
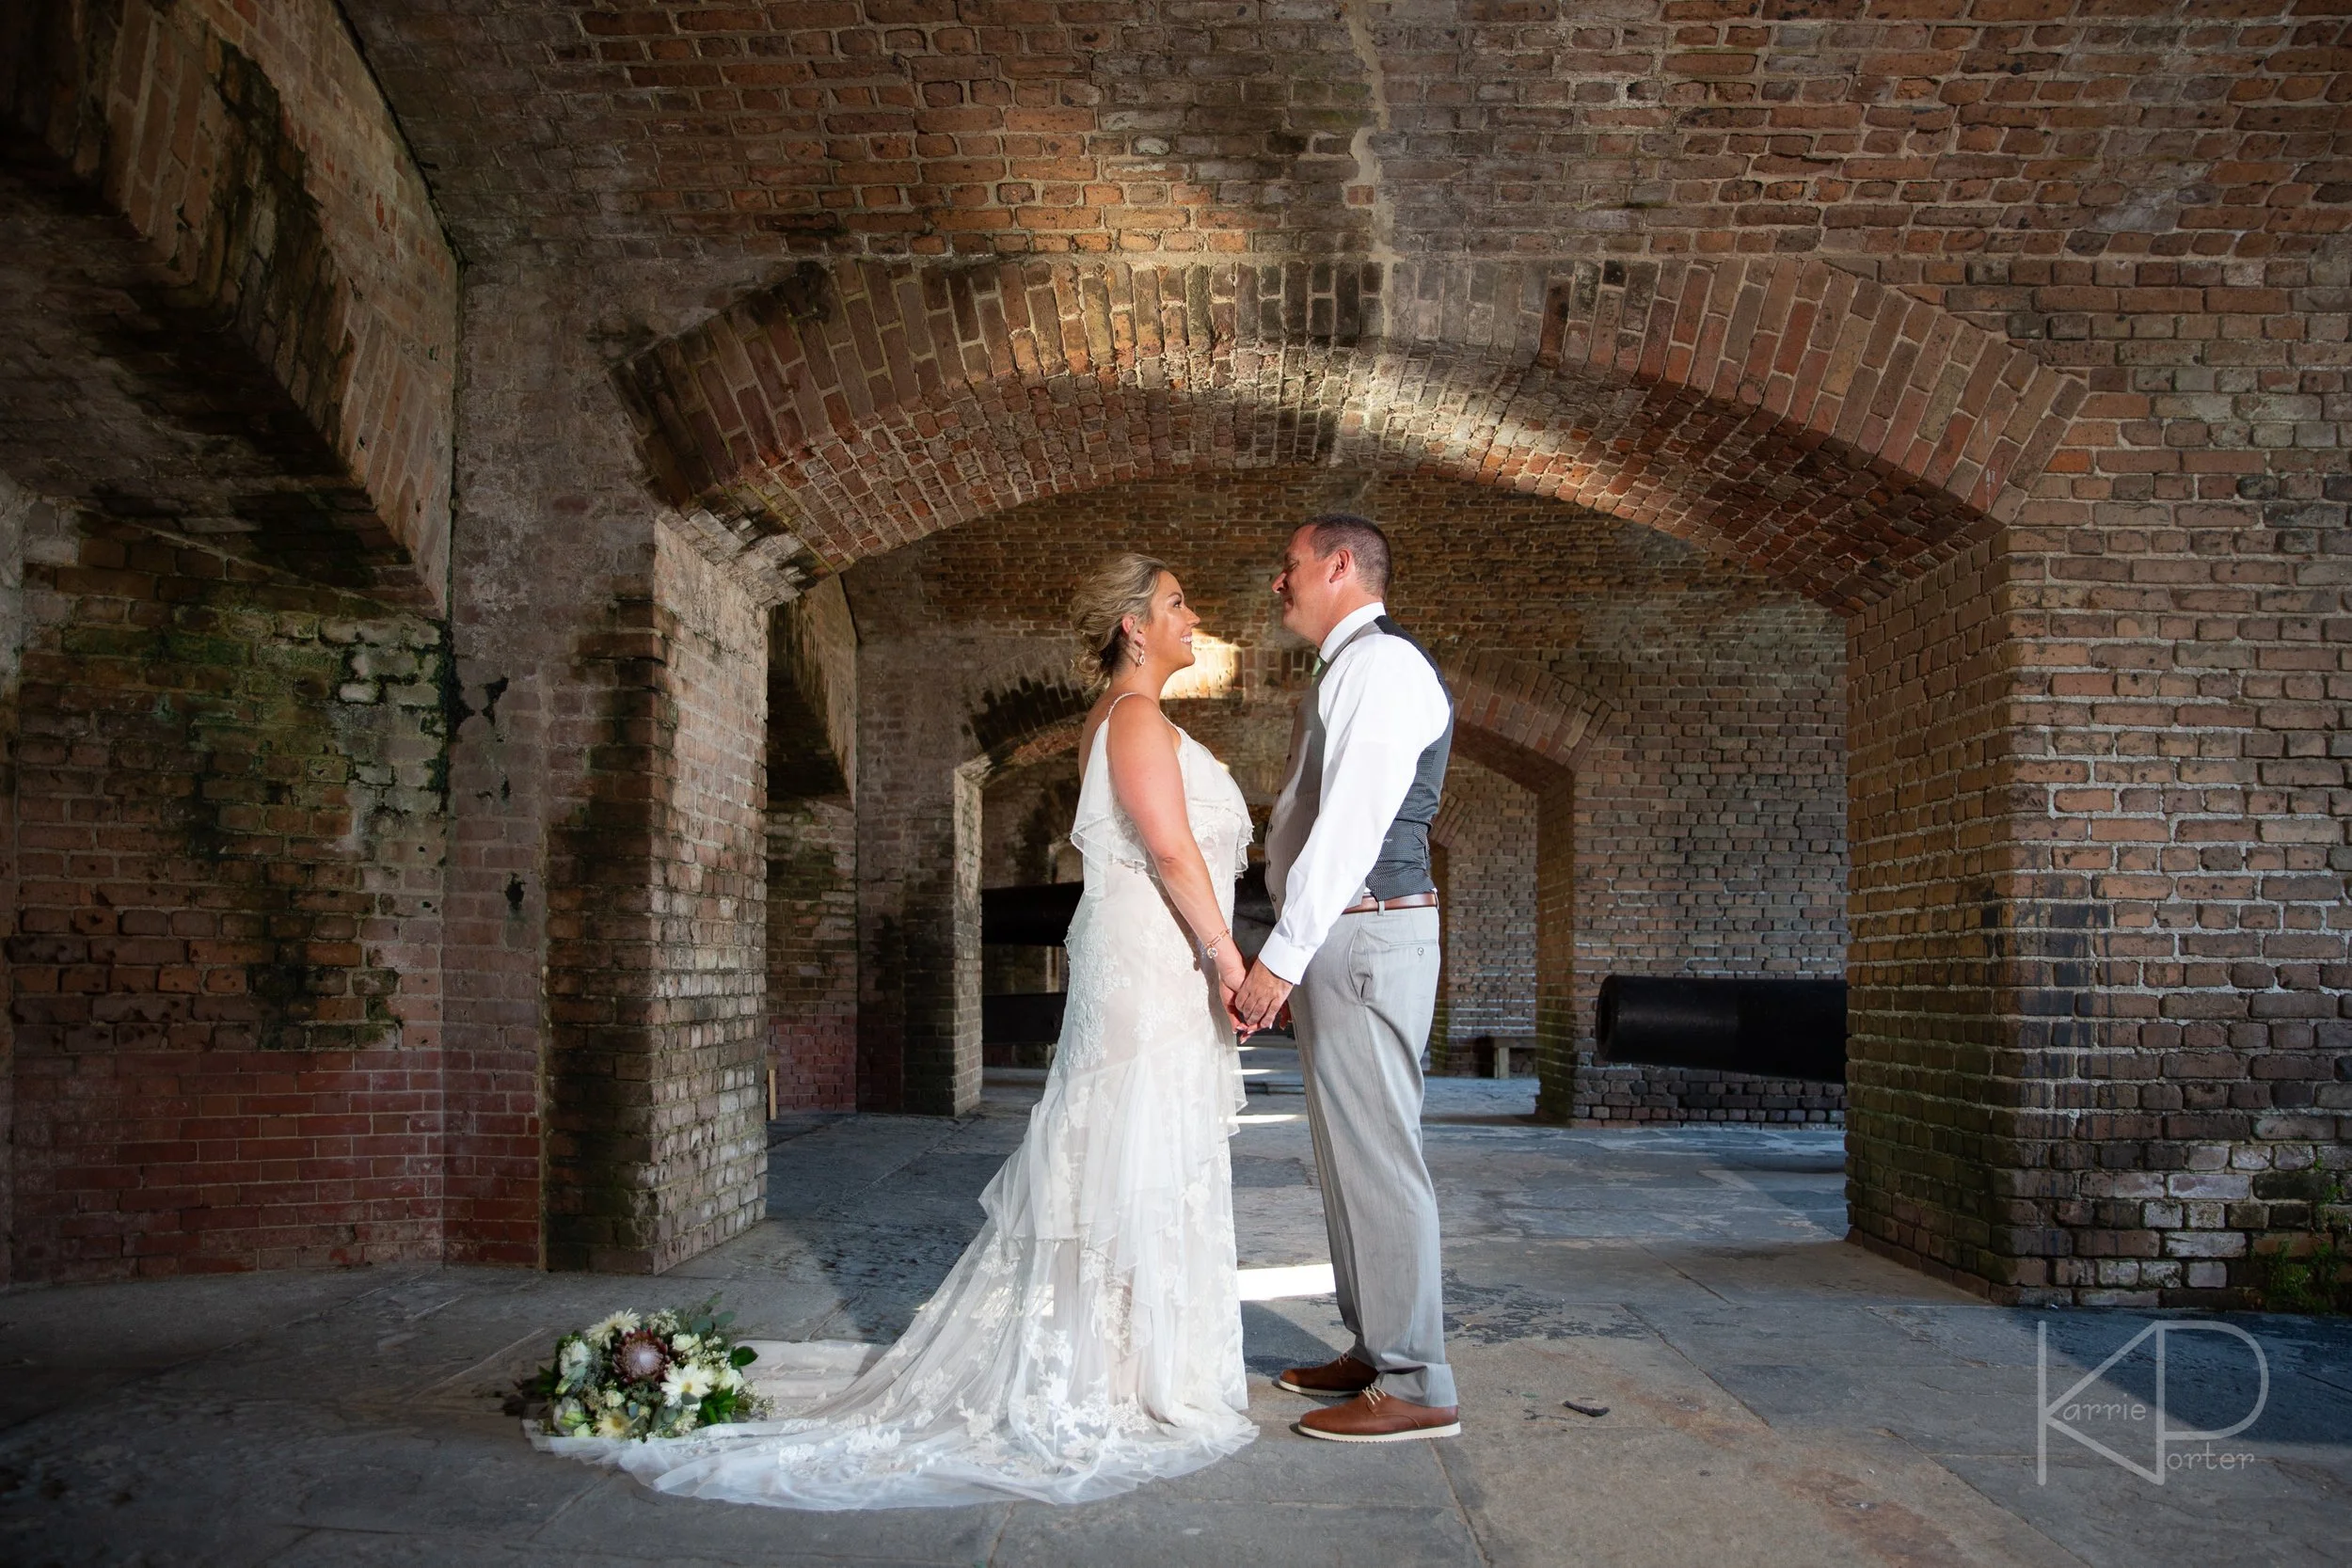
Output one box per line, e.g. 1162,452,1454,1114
966,671,1093,779
619,257,2085,611
3,0,457,610
961,649,1609,791
1441,652,1611,784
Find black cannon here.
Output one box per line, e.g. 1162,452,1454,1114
981,864,1277,958
980,882,1085,946
981,868,1279,1054
1594,975,1846,1083
981,990,1068,1045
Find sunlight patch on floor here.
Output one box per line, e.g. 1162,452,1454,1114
1236,1262,1336,1302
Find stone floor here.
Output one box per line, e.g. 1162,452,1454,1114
2,1054,2344,1566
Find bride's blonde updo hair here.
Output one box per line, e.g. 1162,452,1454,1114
1070,552,1172,689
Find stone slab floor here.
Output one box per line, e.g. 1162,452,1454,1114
2,1055,2344,1567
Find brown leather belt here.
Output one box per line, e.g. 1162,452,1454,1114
1340,892,1439,915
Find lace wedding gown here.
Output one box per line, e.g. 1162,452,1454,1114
535,707,1257,1509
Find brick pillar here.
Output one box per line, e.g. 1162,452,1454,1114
852,768,980,1117
854,646,983,1117
446,277,779,1275
441,287,601,1270
947,760,985,1109
542,526,769,1273
1844,540,2019,1293
1533,777,1578,1122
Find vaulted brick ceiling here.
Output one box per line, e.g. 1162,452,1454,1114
346,1,2347,264
337,2,2347,611
611,252,2084,607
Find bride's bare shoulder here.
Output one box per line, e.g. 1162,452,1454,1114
1089,691,1180,763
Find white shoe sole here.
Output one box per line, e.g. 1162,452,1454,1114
1294,1419,1462,1443
1275,1376,1375,1398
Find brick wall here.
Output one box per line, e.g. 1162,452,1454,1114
771,579,859,800
2002,256,2351,1308
849,550,1003,1113
768,798,857,1112
6,486,448,1280
980,761,1081,893
850,639,1071,1115
441,282,625,1270
766,579,860,1112
0,2,469,1282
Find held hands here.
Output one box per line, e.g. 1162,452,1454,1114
1215,945,1248,1034
1232,958,1294,1036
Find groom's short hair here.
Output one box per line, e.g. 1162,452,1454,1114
1305,513,1391,594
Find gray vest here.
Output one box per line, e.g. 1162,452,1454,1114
1296,614,1454,901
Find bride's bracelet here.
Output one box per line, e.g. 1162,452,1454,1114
1200,927,1232,966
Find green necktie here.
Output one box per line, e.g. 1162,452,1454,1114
1311,654,1327,682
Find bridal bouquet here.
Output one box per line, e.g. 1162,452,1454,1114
526,1296,765,1440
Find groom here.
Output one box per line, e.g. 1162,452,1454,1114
1233,515,1459,1443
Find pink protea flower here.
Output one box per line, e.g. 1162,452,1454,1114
612,1329,671,1385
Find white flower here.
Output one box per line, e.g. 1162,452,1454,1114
586,1310,639,1344
670,1332,701,1356
661,1361,717,1405
599,1387,626,1409
718,1365,746,1392
558,1339,592,1381
594,1410,631,1438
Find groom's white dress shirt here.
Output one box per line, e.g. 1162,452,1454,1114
1258,600,1452,985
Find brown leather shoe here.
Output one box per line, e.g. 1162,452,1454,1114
1295,1387,1461,1443
1275,1354,1379,1398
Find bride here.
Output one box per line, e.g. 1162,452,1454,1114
537,553,1259,1509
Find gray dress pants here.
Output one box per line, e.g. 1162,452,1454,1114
1289,905,1455,1409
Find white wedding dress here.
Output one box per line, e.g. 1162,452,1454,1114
535,703,1257,1508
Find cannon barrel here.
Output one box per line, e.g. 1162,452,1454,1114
981,865,1277,956
1594,975,1846,1083
981,990,1068,1045
980,883,1085,946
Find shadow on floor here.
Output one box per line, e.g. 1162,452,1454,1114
0,1074,2344,1567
